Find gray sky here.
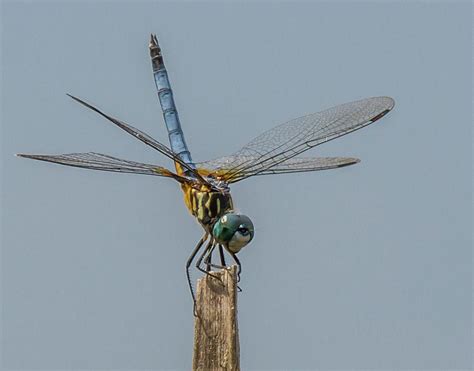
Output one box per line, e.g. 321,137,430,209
2,1,472,370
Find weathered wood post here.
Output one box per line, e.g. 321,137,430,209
192,265,240,370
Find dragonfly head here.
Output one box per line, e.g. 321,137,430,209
213,213,254,253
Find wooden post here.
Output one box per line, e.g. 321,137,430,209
192,265,240,371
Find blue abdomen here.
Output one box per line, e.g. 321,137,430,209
149,35,195,173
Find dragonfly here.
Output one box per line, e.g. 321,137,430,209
18,35,395,311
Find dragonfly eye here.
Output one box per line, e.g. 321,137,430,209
213,213,254,253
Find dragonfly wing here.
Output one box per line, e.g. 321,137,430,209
16,152,183,180
66,95,210,185
197,156,359,179
203,96,394,182
256,156,360,175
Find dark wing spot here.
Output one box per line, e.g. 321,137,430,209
370,109,390,123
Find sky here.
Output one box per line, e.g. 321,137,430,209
1,1,472,370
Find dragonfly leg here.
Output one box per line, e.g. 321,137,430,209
186,233,208,315
204,244,214,271
196,239,222,283
205,243,214,272
229,252,242,283
218,244,227,267
205,254,211,271
204,244,227,270
204,243,228,269
204,246,227,269
196,238,213,273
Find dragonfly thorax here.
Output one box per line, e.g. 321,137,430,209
182,183,234,228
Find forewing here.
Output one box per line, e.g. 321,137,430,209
16,152,180,178
197,156,359,179
253,156,359,175
204,96,394,182
66,95,209,185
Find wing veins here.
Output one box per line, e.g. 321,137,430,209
206,97,394,182
66,94,210,185
16,152,187,182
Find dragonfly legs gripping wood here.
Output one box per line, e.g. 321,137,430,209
187,234,227,316
196,239,224,283
203,244,226,272
186,233,208,316
204,244,226,270
202,244,243,292
229,252,242,284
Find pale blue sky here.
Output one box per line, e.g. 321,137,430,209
2,1,472,370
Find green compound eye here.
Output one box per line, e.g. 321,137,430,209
213,213,254,253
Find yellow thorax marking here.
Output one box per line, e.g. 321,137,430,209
196,192,205,220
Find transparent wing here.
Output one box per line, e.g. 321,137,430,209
66,95,210,185
197,156,359,179
204,96,394,183
16,152,185,180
